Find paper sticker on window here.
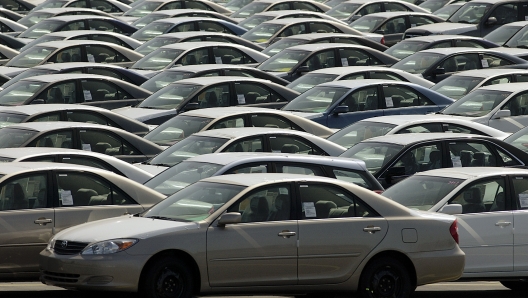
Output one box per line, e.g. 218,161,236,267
82,144,92,151
83,90,92,101
61,190,74,205
341,58,348,66
87,54,95,63
385,97,393,107
215,57,222,64
519,193,528,208
237,94,245,104
481,59,489,68
526,16,528,21
452,156,462,167
411,24,416,27
303,202,316,217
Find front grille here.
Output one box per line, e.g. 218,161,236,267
42,271,80,283
53,240,89,255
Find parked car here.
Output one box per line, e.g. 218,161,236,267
483,20,528,45
349,12,444,46
340,133,528,188
223,0,252,11
29,0,130,15
145,152,383,195
0,7,24,21
0,147,153,183
0,162,165,279
143,107,336,146
326,0,429,23
0,74,152,109
386,35,499,59
286,66,435,94
239,10,343,30
139,64,289,93
131,9,239,29
431,2,463,20
504,125,528,154
0,0,36,14
0,104,150,136
0,44,19,66
0,33,27,50
120,0,233,21
114,77,299,125
18,7,118,27
0,122,162,163
282,79,454,128
130,42,269,77
262,32,388,57
258,44,399,82
231,0,331,21
39,173,464,296
136,127,346,173
0,16,28,34
382,167,528,290
391,47,528,83
492,21,528,48
327,114,511,148
418,0,469,12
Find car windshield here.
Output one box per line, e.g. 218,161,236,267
141,181,245,222
123,1,161,17
225,0,252,11
385,41,430,60
441,89,511,117
349,16,384,32
144,115,213,146
0,81,45,106
238,15,275,29
20,36,64,53
287,73,338,93
231,2,271,18
505,128,528,153
504,26,528,48
19,11,53,27
0,128,38,148
147,135,229,166
132,14,167,28
132,49,184,70
484,25,520,45
328,121,396,149
339,142,403,174
19,20,64,39
144,161,223,195
262,38,305,56
391,52,444,74
0,112,27,128
140,71,194,92
6,46,56,68
419,0,449,12
241,23,283,43
138,83,201,110
131,22,174,41
433,4,462,20
326,3,361,19
430,75,483,100
31,0,67,11
135,37,180,55
258,49,309,72
447,2,491,24
2,69,55,89
282,86,349,113
382,175,464,210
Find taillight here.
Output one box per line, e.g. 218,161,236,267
373,190,384,194
450,219,459,244
380,37,385,45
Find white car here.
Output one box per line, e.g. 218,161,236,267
382,167,528,290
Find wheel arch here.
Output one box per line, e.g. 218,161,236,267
360,250,417,290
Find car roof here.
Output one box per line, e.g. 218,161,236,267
31,62,126,71
415,167,528,180
0,147,118,159
40,15,117,22
193,127,324,139
316,79,410,88
181,107,304,119
362,133,492,145
281,33,365,40
263,18,338,25
158,41,249,51
0,161,103,175
153,17,231,24
36,39,124,49
284,43,373,52
200,172,345,187
20,73,123,83
475,82,528,92
308,66,400,75
453,68,528,78
0,104,110,116
402,35,487,42
171,76,274,86
469,0,521,4
6,121,125,132
167,64,256,72
418,47,504,55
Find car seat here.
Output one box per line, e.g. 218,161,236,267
241,196,269,222
267,194,290,221
462,187,485,213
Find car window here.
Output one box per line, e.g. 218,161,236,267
495,147,521,166
516,74,528,82
227,184,292,222
396,123,443,133
331,167,376,190
512,176,528,210
29,130,73,149
481,54,513,68
439,53,480,73
211,116,245,129
250,114,302,130
298,183,377,218
87,34,129,48
212,46,256,64
309,22,339,34
488,3,518,25
86,68,123,81
86,45,129,63
340,73,366,80
447,141,497,167
56,172,134,207
66,111,117,127
442,123,486,135
191,83,230,108
338,48,382,66
384,2,410,12
91,0,121,13
292,2,320,11
170,22,195,32
269,135,325,155
88,20,124,34
79,129,137,156
223,69,255,78
59,156,123,175
382,85,433,108
204,36,235,43
449,177,505,213
380,17,406,34
279,23,307,37
455,40,485,48
197,21,232,34
66,0,88,7
358,3,381,15
301,50,335,71
389,142,443,176
482,75,512,86
501,92,528,116
269,3,291,11
225,163,269,174
29,112,61,122
25,156,55,162
42,81,77,104
369,71,406,81
341,86,379,111
275,162,324,175
50,46,83,63
223,136,264,152
0,173,48,210
333,37,360,44
234,82,285,104
178,48,209,65
160,1,183,9
429,41,453,49
409,16,436,27
60,20,87,31
185,1,212,10
81,79,130,102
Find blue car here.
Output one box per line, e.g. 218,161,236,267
281,79,454,128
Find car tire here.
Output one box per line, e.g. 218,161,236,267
141,256,195,298
501,281,528,291
358,257,412,298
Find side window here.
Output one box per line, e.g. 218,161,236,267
369,71,406,81
449,177,505,213
339,48,382,66
340,73,366,80
333,37,360,45
179,48,209,65
160,1,183,9
439,54,480,72
88,20,123,34
25,156,55,162
79,129,137,155
91,0,121,13
448,141,498,168
211,116,245,129
379,17,406,34
87,68,122,81
67,111,116,127
482,75,512,86
455,40,485,48
90,35,129,48
269,3,291,10
193,83,230,108
0,173,48,210
223,137,264,152
390,142,443,175
170,22,195,32
225,163,269,174
234,83,283,104
86,45,128,63
227,184,292,222
429,41,453,49
80,79,130,102
302,50,335,71
292,2,320,11
515,74,528,82
384,2,410,12
396,123,443,133
501,92,528,116
212,47,256,64
60,20,86,31
309,22,339,33
382,85,433,108
409,16,436,27
496,147,522,166
29,130,73,149
443,123,487,135
250,114,302,130
224,69,256,77
512,176,528,210
269,135,325,155
298,183,377,218
66,0,87,7
185,1,212,10
197,21,232,34
60,156,121,174
481,54,513,68
279,23,307,37
204,36,235,43
489,3,518,25
51,47,82,63
29,112,61,122
358,3,381,15
331,168,376,190
56,172,135,207
275,162,324,175
340,86,378,112
43,81,77,104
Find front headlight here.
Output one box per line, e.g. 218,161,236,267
81,239,138,255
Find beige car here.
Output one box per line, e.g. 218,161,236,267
40,174,464,298
0,162,166,279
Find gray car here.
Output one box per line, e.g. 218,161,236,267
18,7,119,27
326,0,429,23
29,0,131,15
231,0,331,21
238,10,344,29
131,9,239,29
120,0,233,21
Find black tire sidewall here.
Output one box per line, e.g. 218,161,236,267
141,256,195,298
359,257,412,298
500,281,528,291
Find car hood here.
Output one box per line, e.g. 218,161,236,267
407,23,476,35
132,69,161,78
134,162,168,175
113,106,176,122
0,66,27,78
118,16,139,24
53,215,200,243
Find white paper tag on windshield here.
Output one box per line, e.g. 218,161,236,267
237,94,245,104
82,144,92,151
385,97,393,107
520,193,528,208
61,190,73,206
303,202,316,217
452,156,462,167
341,58,348,66
481,59,489,68
83,90,92,101
215,57,222,64
87,54,95,63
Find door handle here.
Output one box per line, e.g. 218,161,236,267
363,226,381,233
34,217,52,226
495,221,512,227
278,230,296,238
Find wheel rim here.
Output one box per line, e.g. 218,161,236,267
368,267,402,298
155,266,185,298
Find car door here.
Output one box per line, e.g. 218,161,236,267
377,16,408,47
222,135,266,153
207,183,298,286
445,176,513,273
338,48,384,67
0,171,53,274
267,134,327,155
510,175,528,272
296,182,387,284
480,3,519,36
381,83,439,116
248,113,303,130
84,44,132,67
489,91,528,132
294,49,335,81
327,85,383,128
27,129,74,149
77,128,147,163
80,79,139,109
425,53,480,83
233,82,288,109
212,46,257,66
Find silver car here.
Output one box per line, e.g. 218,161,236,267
40,173,464,297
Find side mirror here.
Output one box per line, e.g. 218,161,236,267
492,109,511,119
184,102,199,111
333,105,349,115
296,65,310,74
31,99,46,105
217,212,242,227
383,166,407,185
486,17,497,26
439,204,462,215
433,68,445,75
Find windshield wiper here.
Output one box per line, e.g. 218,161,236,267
147,216,177,221
457,20,474,24
151,163,172,167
